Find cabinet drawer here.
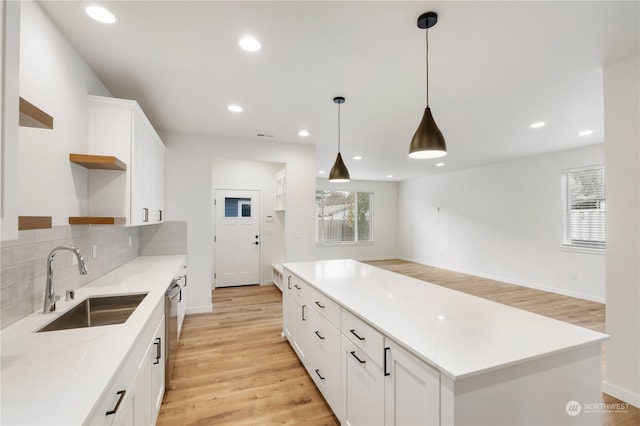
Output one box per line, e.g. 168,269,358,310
305,348,341,417
84,358,136,426
289,274,307,295
307,305,341,375
305,284,341,328
342,309,384,367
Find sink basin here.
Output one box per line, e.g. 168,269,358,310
37,293,148,332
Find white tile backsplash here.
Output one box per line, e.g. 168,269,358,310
1,221,188,329
0,225,139,329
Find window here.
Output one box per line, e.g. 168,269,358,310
561,165,605,250
316,190,373,243
225,197,251,217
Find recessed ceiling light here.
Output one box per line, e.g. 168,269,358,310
386,174,393,178
318,170,325,174
239,36,261,52
227,105,243,112
436,162,444,167
578,130,594,136
85,5,116,24
353,156,362,160
298,130,310,137
529,121,546,129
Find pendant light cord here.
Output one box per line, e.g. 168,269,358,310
426,27,430,107
337,102,341,153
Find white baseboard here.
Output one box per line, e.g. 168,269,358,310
602,381,640,408
186,303,213,315
398,256,605,304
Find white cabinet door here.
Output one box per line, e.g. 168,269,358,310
292,295,308,361
177,278,187,338
282,275,294,340
151,138,165,222
129,113,145,226
384,340,440,426
0,0,20,241
342,336,384,426
151,316,166,420
134,343,153,426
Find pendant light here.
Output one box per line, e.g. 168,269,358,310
409,12,447,159
329,96,350,182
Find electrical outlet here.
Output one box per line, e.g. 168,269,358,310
571,272,578,280
92,244,98,259
128,236,132,246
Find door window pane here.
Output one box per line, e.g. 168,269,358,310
225,197,251,218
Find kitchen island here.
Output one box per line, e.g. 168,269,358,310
282,259,608,425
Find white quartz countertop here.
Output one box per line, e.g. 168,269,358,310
283,259,608,380
0,255,186,426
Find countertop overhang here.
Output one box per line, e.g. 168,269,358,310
0,255,186,426
283,259,608,380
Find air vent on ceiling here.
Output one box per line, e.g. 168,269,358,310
257,133,274,138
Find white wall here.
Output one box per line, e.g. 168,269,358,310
315,178,398,261
603,54,640,408
398,144,606,302
19,1,111,224
212,158,285,286
163,132,316,314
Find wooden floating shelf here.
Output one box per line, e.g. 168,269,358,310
19,97,53,129
69,217,126,225
69,153,127,171
18,216,52,231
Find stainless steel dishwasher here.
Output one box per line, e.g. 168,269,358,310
165,280,181,390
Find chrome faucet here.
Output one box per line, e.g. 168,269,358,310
44,246,88,313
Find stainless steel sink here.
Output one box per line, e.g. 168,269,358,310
37,293,148,332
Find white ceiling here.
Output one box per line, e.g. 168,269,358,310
39,1,639,181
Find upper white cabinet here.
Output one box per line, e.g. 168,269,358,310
87,95,166,226
274,169,286,211
1,0,21,241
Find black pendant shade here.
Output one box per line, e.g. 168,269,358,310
329,96,350,183
329,152,350,182
409,11,447,159
408,107,447,159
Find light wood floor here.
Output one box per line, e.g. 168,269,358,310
157,284,339,426
157,260,638,426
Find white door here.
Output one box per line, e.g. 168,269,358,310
214,189,260,287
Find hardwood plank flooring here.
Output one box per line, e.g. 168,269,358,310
157,261,638,426
157,284,339,426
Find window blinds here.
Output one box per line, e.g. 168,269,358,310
561,165,606,249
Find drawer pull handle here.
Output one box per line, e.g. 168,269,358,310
315,369,325,380
287,276,291,289
384,347,390,376
154,337,161,364
350,351,366,364
314,301,325,309
294,284,302,290
314,330,325,340
302,305,306,321
350,329,366,341
105,390,126,415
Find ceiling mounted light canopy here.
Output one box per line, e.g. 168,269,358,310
329,96,350,183
409,12,447,159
